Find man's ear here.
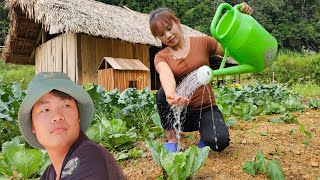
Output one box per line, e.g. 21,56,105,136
32,124,35,133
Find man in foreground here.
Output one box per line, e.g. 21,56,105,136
18,72,125,179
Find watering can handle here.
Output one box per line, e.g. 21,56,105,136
219,48,229,69
234,4,243,10
210,3,243,41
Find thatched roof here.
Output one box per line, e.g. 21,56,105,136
1,0,205,65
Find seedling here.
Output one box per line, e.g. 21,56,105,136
242,149,284,179
268,112,297,124
289,128,295,135
233,151,239,158
299,124,312,147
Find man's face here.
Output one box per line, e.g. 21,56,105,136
31,92,80,150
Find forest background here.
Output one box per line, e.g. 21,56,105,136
0,0,320,53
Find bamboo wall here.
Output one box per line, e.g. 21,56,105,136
35,33,78,82
34,33,152,91
78,34,151,90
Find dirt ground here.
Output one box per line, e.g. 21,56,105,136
119,109,320,180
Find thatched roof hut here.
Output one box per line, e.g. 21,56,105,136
1,0,239,90
2,0,204,65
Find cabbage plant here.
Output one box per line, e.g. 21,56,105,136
0,136,49,179
146,140,210,180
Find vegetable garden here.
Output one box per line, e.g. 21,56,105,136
0,77,319,179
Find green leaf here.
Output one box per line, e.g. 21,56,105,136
249,105,265,116
85,123,104,142
268,116,282,124
116,104,140,118
160,148,177,175
267,102,286,114
307,97,320,109
255,150,267,174
0,99,9,113
2,137,25,164
151,113,161,126
242,161,256,175
145,140,163,166
0,154,12,177
115,151,129,161
188,146,210,175
225,117,238,128
232,103,251,117
145,141,209,179
1,137,45,178
11,149,44,178
267,159,285,180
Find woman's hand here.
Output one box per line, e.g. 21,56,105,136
166,94,190,106
240,2,254,15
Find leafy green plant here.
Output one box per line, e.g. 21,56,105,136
85,85,120,121
307,97,320,109
115,148,146,161
86,86,164,141
267,160,285,180
116,88,163,140
86,116,137,151
268,112,297,124
0,136,49,179
0,81,25,148
225,117,238,128
215,83,308,120
282,97,308,111
299,124,312,147
0,81,25,121
146,140,210,180
242,149,284,179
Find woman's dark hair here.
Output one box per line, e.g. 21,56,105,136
149,7,179,37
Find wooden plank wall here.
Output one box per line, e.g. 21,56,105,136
80,34,151,91
133,43,151,90
35,33,78,82
34,33,151,90
110,69,150,92
98,68,115,91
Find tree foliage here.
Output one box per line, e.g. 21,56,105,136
0,1,9,46
1,0,319,52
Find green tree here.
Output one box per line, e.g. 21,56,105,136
1,0,320,52
0,1,9,46
248,0,320,51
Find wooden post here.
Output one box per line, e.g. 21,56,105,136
41,29,47,44
272,72,275,84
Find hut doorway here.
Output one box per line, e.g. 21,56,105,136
149,46,162,90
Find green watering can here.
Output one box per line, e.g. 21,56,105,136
197,3,278,85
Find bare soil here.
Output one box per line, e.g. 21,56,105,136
119,109,320,180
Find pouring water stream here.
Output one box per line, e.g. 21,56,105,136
170,67,218,151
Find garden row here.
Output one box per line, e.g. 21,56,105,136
0,79,319,179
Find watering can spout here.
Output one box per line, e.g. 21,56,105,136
197,65,256,85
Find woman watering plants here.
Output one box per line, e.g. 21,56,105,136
149,3,253,152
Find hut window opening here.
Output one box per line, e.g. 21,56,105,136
128,80,137,88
